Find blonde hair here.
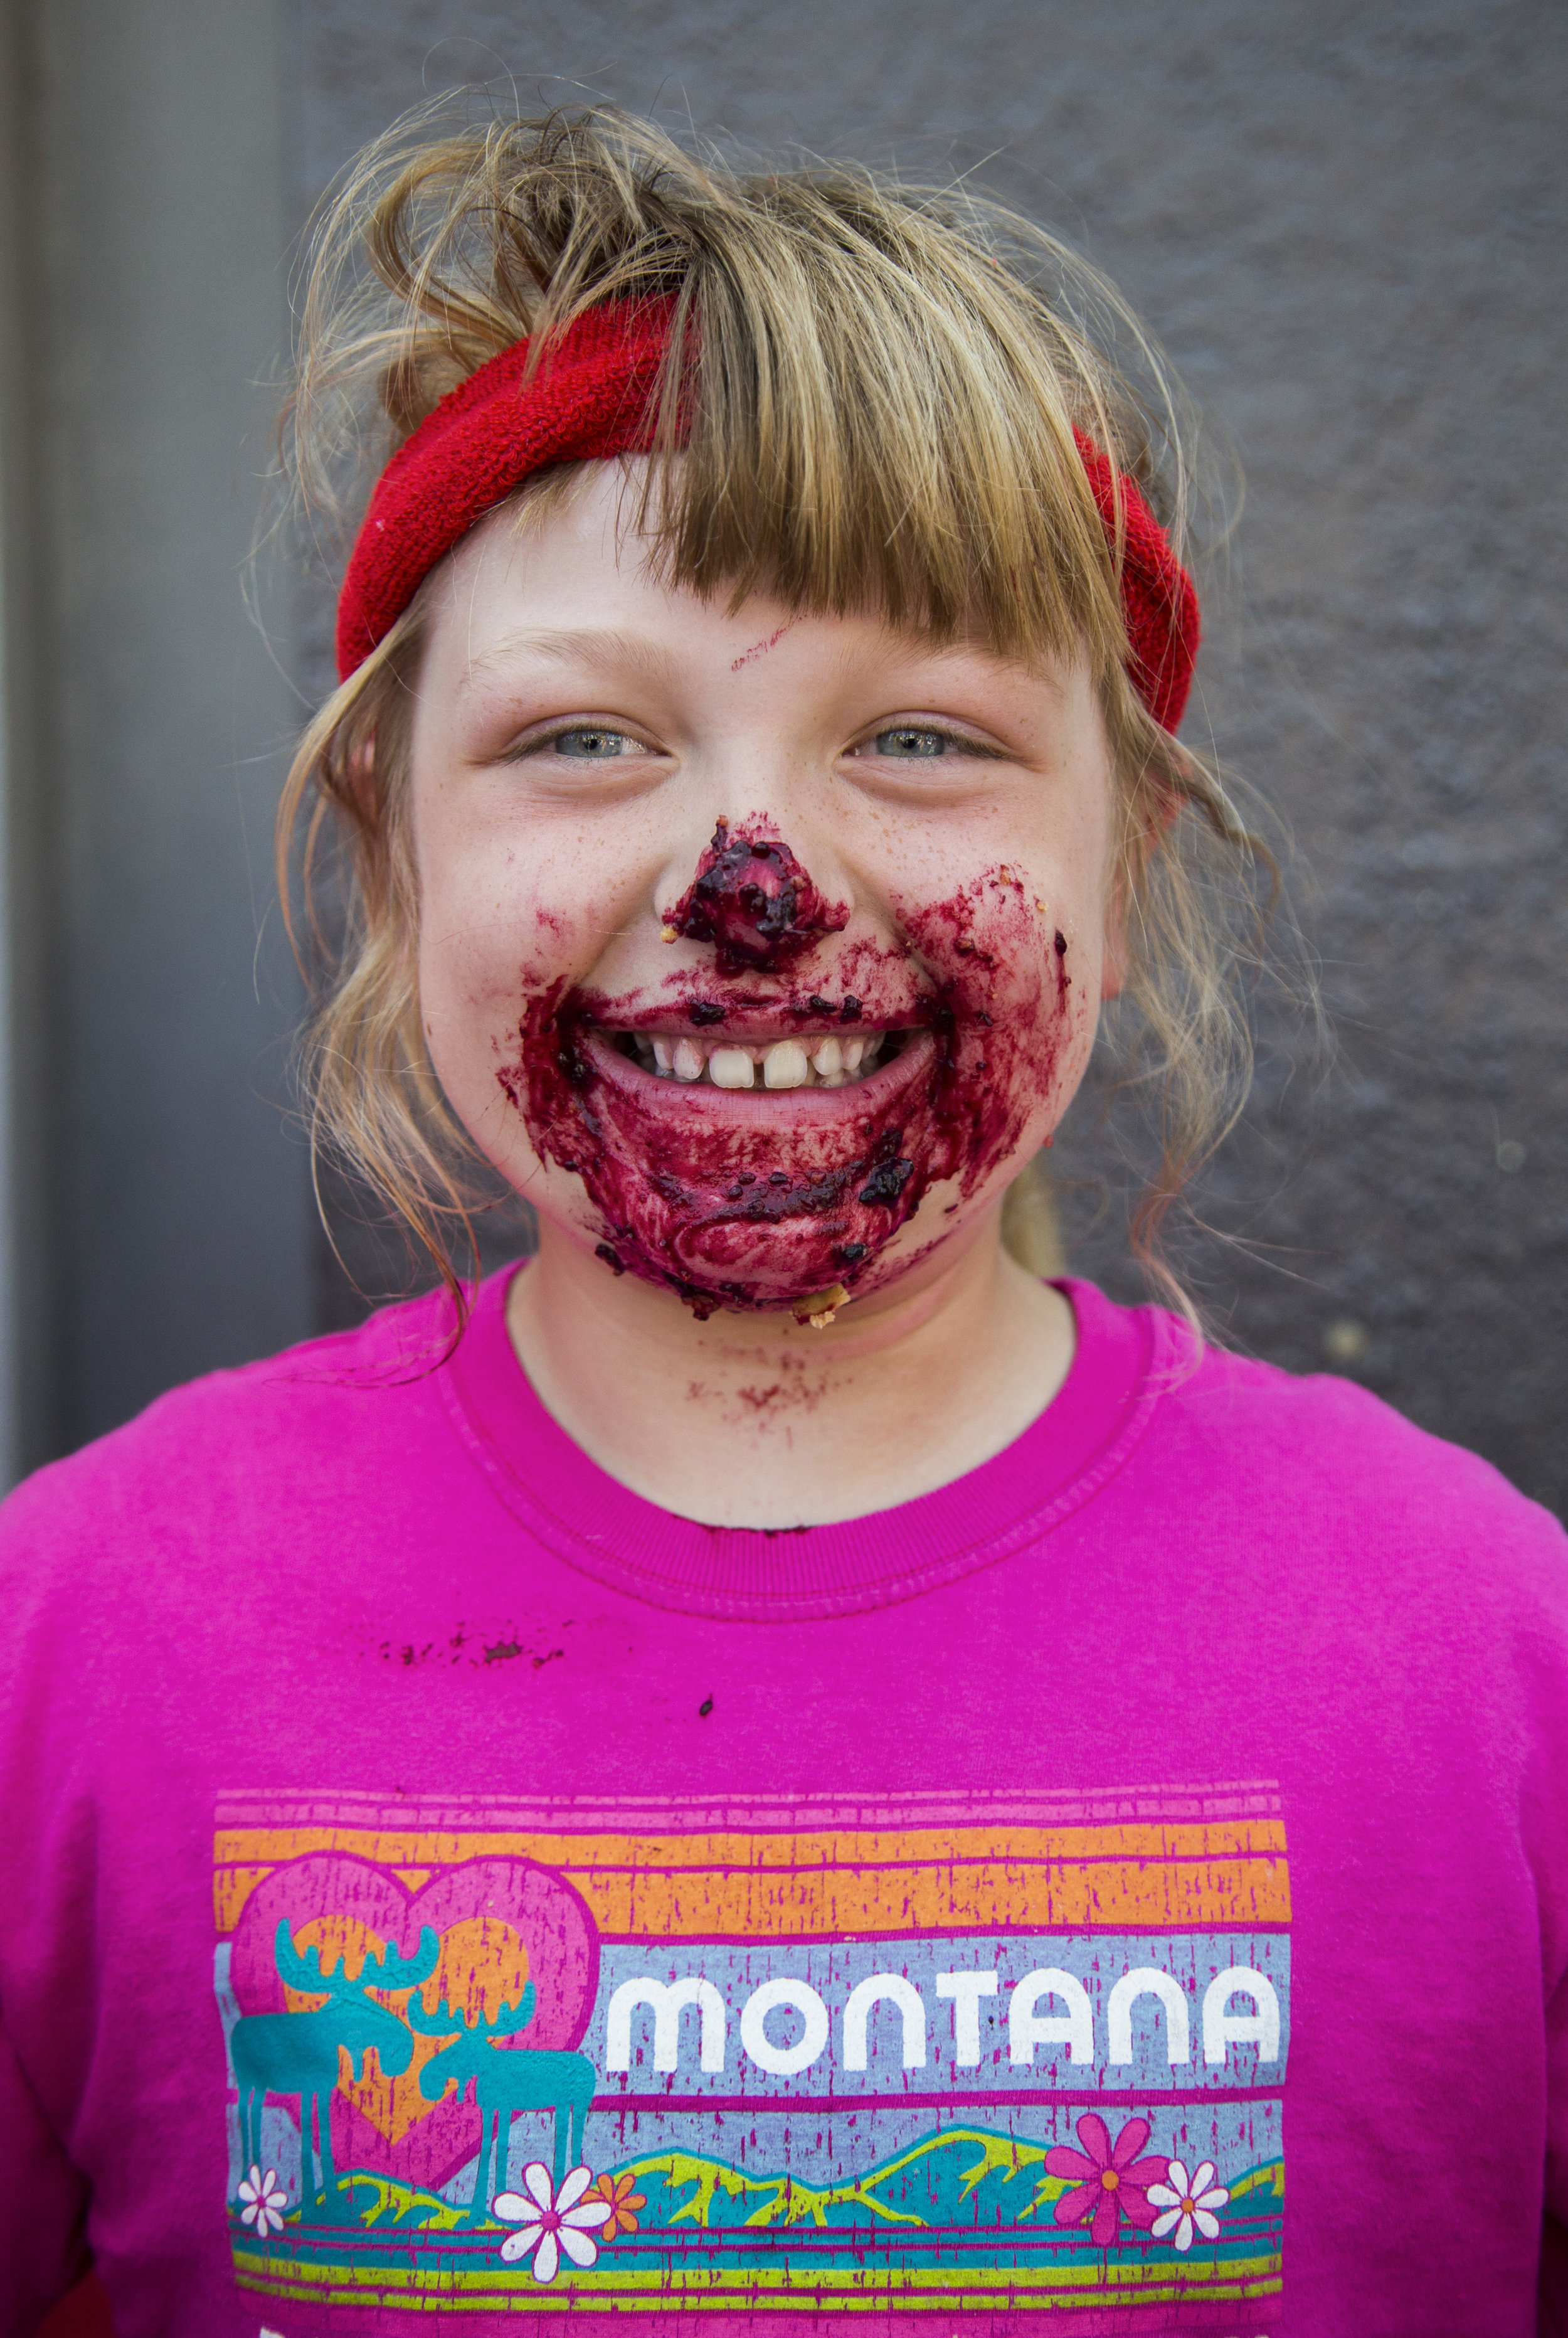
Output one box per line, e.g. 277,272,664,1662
278,100,1267,1319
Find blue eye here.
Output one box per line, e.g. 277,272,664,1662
874,727,951,758
550,728,635,758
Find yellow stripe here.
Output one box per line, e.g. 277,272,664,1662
235,2253,1284,2311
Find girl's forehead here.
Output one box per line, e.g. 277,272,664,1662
430,473,1079,703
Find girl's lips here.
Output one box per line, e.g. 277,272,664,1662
584,1024,938,1122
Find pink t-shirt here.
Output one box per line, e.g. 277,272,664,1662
2,1270,1565,2337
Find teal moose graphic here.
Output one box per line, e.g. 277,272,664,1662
407,1980,598,2215
230,1920,439,2222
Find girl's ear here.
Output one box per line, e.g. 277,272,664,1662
1100,895,1128,1004
342,730,378,829
1101,778,1182,1004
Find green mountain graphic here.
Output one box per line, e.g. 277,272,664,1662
612,2128,1283,2238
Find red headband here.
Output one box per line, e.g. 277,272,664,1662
336,302,1200,731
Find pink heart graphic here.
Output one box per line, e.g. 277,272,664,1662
228,1852,600,2194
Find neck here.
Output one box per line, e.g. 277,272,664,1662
504,1210,1075,1528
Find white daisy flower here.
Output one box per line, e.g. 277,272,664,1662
1147,2157,1229,2253
494,2162,613,2282
236,2164,288,2240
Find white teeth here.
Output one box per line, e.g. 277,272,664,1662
763,1040,810,1089
708,1046,756,1088
632,1029,901,1088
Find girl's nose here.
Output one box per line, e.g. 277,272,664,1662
662,819,849,973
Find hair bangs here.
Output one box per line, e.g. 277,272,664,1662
618,207,1123,669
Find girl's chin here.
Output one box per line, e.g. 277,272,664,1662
562,1200,902,1315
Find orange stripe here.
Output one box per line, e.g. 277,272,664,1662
213,1818,1284,1871
213,1847,1289,1937
558,1857,1290,1936
214,1866,273,1930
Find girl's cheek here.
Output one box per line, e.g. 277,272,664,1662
894,866,1092,1165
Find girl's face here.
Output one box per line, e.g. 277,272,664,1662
408,465,1120,1320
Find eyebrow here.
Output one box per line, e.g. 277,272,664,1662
851,635,1074,708
458,625,681,695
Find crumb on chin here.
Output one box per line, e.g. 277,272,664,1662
793,1282,850,1330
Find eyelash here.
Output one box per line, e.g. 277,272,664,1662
511,725,650,760
506,720,998,763
851,725,1000,762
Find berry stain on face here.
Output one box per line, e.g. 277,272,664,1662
497,851,1081,1320
661,817,849,973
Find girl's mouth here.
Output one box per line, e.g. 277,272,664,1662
610,1026,908,1090
582,1021,935,1126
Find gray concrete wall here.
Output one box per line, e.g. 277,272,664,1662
7,0,315,1460
300,0,1567,1513
0,0,51,1480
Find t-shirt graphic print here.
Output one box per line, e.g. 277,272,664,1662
213,1783,1288,2330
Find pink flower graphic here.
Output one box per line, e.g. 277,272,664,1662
1046,2113,1170,2247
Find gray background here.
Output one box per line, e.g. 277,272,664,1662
2,0,1562,1511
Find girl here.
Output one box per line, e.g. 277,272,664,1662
3,105,1564,2338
